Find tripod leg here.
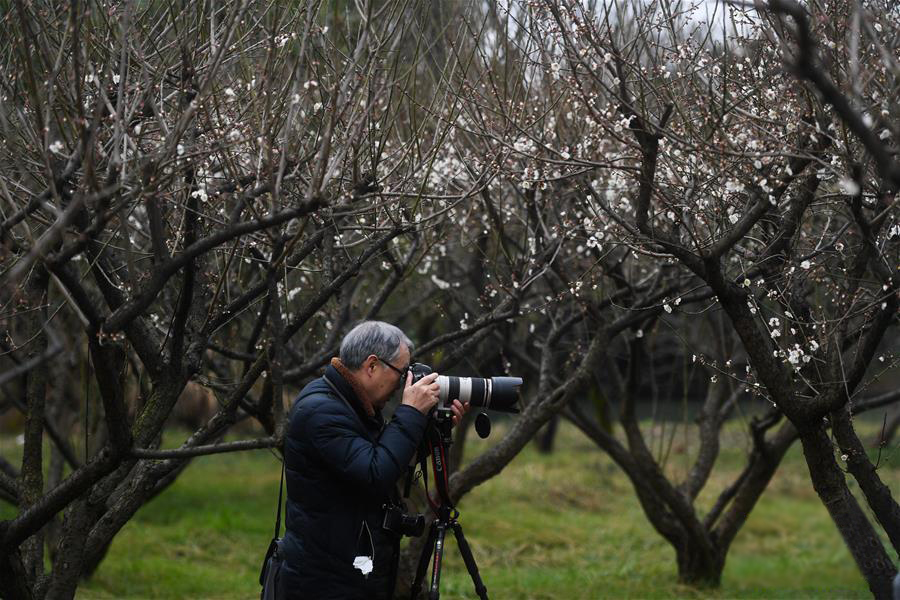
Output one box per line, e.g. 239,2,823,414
411,522,438,600
452,523,488,600
428,521,448,600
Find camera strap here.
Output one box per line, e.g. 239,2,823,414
403,464,414,499
273,459,284,539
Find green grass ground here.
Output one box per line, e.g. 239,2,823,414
3,418,897,598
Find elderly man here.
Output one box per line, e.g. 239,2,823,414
281,321,467,599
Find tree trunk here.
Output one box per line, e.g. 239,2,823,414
675,538,724,587
448,413,473,473
43,386,80,564
831,407,900,555
20,266,49,586
0,546,33,600
711,422,798,554
800,426,896,599
569,402,728,587
81,455,196,578
44,499,96,600
536,414,559,454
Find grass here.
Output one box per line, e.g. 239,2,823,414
3,417,898,598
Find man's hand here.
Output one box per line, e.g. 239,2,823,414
401,372,440,415
449,399,470,427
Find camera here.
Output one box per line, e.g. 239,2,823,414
382,503,425,537
408,363,522,414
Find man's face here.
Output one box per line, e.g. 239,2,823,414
368,343,410,409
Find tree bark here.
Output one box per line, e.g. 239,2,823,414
0,545,33,600
675,539,724,587
20,265,49,587
536,414,559,454
44,498,96,600
830,406,900,555
799,425,896,599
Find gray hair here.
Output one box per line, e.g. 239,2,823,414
339,321,413,369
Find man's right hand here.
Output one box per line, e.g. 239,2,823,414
401,372,440,415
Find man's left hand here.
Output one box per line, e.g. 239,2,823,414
450,399,470,427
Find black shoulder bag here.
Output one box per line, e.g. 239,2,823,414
259,460,285,600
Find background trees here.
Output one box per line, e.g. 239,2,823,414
0,0,897,599
0,1,504,597
445,0,898,594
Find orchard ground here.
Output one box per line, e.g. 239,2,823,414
2,417,896,599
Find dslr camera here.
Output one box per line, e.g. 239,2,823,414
409,363,522,437
382,502,426,537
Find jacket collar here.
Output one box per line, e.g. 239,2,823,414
324,358,378,419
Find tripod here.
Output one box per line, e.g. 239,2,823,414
410,410,488,600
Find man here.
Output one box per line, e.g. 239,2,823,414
281,321,467,599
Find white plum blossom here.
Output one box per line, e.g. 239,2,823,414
430,275,451,290
787,345,810,365
839,177,861,195
513,137,536,154
725,180,745,194
190,187,208,202
768,317,781,339
550,62,561,79
49,140,64,154
800,260,811,269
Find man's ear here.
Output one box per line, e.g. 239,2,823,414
364,354,378,374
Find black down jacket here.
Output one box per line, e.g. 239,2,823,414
280,364,428,599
